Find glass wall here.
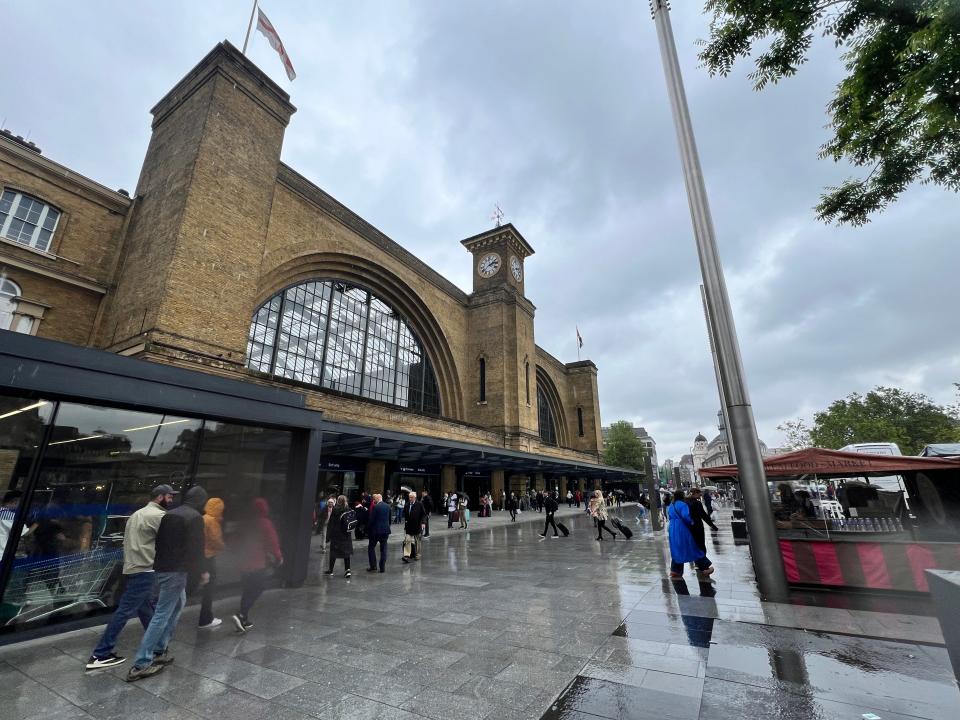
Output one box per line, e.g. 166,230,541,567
247,280,441,416
0,396,294,636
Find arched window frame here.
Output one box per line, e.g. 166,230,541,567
1,277,21,331
0,188,62,253
537,382,557,446
246,279,441,416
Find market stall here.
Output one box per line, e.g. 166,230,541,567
699,448,960,593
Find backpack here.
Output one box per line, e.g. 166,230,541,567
340,509,358,533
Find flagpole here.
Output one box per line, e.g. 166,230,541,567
242,0,258,54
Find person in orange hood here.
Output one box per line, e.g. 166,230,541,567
198,497,225,629
232,497,282,633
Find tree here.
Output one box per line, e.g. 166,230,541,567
808,386,960,453
776,418,813,450
699,1,960,225
603,420,647,470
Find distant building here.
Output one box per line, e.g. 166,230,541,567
698,410,782,469
679,453,696,486
692,432,708,471
601,423,658,471
660,458,674,486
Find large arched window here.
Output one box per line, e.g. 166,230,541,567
247,280,440,415
1,278,20,330
537,382,557,446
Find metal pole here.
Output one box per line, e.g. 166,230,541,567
649,0,788,601
701,284,735,465
644,451,662,531
242,0,258,55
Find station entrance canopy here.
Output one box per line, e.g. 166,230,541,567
320,420,641,481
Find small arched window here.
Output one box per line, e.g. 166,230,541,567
479,357,486,402
0,278,21,330
0,189,61,252
525,361,530,405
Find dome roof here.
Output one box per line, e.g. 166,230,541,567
695,433,707,442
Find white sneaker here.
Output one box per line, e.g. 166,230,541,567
199,618,222,629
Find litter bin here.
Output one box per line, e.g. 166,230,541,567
731,519,748,539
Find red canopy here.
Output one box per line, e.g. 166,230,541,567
698,447,960,480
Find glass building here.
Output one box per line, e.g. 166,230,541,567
0,332,322,641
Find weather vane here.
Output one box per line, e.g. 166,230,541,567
491,204,504,227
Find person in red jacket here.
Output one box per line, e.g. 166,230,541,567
231,497,282,633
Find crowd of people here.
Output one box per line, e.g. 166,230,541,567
82,478,721,682
84,484,282,681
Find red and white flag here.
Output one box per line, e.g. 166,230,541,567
256,8,296,81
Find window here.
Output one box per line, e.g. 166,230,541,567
525,361,530,405
0,190,61,252
577,407,584,437
1,278,20,330
247,280,441,416
537,383,557,446
479,358,486,402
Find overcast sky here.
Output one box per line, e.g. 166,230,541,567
4,2,958,462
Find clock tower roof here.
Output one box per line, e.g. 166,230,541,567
460,223,535,259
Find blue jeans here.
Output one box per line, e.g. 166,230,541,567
92,572,157,659
367,534,388,571
133,571,186,669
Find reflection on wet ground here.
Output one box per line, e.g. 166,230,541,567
542,510,957,720
0,505,954,720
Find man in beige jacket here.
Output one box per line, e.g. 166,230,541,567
85,484,175,670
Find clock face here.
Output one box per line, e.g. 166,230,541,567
477,253,502,278
510,256,522,282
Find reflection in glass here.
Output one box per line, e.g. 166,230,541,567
1,403,200,630
246,280,441,415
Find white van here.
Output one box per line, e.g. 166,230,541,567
839,442,903,493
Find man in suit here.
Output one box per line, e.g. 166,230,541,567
402,491,427,563
686,487,719,553
366,494,391,573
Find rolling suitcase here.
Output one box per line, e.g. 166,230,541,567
612,518,633,539
557,522,569,537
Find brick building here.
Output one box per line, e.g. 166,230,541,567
0,43,636,640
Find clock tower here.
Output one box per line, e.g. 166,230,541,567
460,223,535,295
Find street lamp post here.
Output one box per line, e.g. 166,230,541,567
648,0,789,601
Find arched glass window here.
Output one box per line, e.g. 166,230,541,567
537,382,557,446
1,277,21,331
246,280,440,415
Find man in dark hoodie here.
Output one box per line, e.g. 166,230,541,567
126,486,208,682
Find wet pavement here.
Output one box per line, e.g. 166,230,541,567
0,505,955,720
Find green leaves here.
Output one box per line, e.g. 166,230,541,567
699,0,960,224
805,386,960,453
603,420,647,470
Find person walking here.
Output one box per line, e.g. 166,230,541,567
702,489,715,518
366,493,390,573
232,497,283,633
636,492,649,523
392,493,404,525
85,485,173,670
590,489,617,541
126,486,208,682
446,491,458,529
668,490,714,578
458,493,469,529
539,492,560,538
685,488,719,554
402,491,426,563
316,497,334,552
421,490,433,538
198,496,225,629
565,490,573,508
506,493,518,522
325,495,354,578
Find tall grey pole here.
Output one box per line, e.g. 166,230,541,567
701,284,735,465
649,0,788,601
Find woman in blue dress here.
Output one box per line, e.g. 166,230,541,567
667,490,715,578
